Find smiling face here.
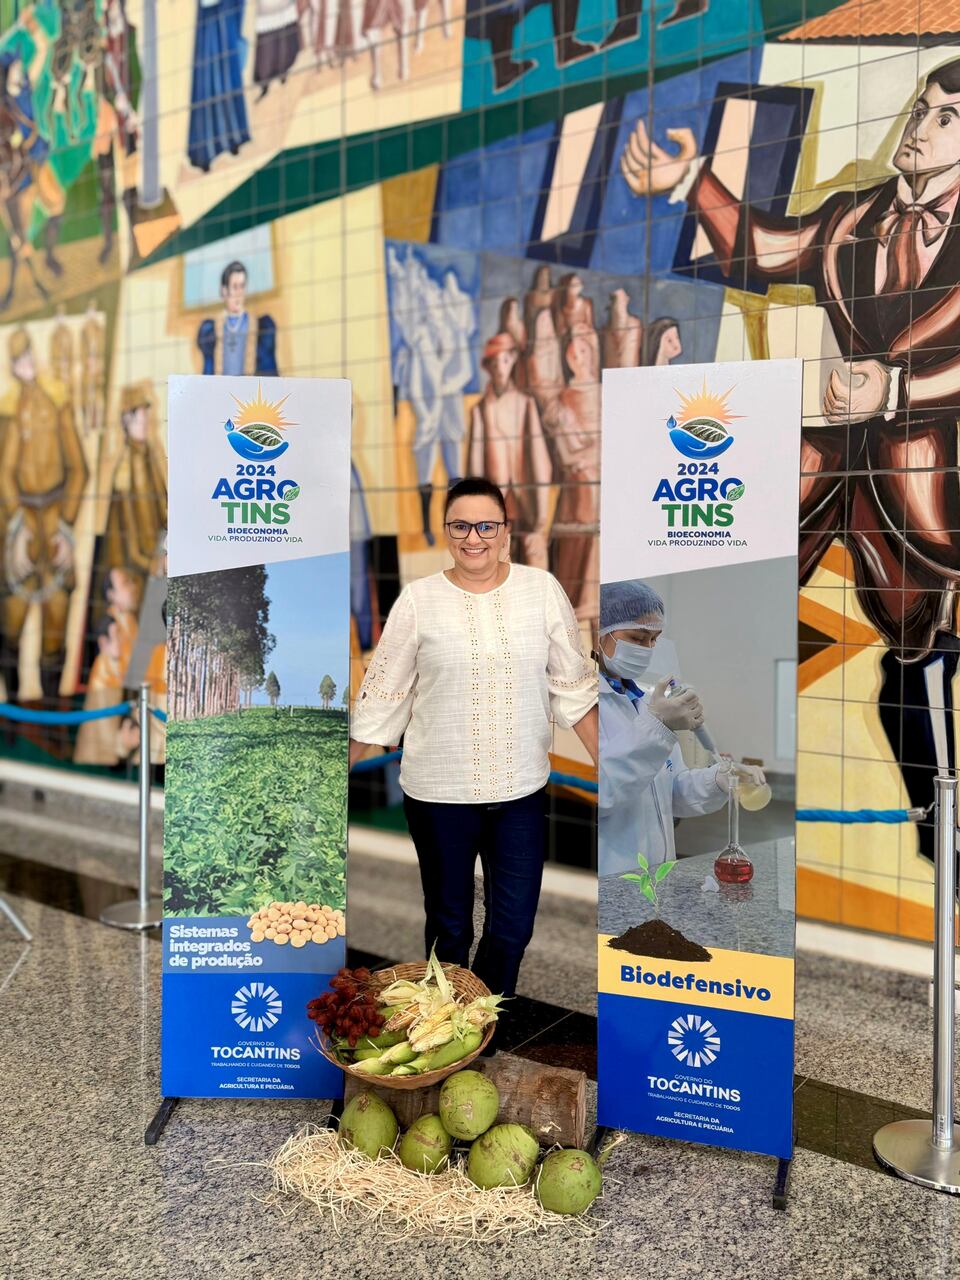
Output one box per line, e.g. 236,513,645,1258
444,494,509,574
895,81,960,177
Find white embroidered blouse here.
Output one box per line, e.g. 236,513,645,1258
351,564,597,804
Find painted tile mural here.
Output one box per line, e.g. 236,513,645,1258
1,0,959,942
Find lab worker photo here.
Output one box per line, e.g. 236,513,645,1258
598,580,743,876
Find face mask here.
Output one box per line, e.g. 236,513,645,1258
605,638,654,681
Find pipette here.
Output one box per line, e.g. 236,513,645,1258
664,678,772,809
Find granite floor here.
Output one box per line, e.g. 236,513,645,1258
1,896,958,1280
2,786,960,1279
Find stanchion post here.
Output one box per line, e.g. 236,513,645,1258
933,773,956,1151
873,770,960,1193
100,683,163,931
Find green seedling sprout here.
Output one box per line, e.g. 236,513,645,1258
620,852,675,914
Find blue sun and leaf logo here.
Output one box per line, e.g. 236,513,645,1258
224,384,294,464
667,380,738,461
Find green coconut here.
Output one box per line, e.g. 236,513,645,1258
467,1123,540,1189
438,1070,500,1141
398,1114,453,1174
338,1091,398,1159
534,1148,603,1214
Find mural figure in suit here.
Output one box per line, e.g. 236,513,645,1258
621,59,960,860
197,260,279,376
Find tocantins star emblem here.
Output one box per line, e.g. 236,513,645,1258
667,1012,720,1067
232,982,283,1032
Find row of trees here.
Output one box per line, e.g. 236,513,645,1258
168,567,275,721
257,671,345,709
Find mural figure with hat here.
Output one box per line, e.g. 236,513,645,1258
101,382,167,593
468,331,552,568
0,326,87,704
197,260,279,377
620,56,960,861
0,13,67,308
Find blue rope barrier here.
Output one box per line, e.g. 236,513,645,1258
0,708,920,819
351,750,402,773
0,700,133,725
550,770,599,794
797,808,915,824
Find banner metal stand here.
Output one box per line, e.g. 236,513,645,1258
0,892,31,942
145,1096,180,1145
873,770,960,1194
101,683,163,931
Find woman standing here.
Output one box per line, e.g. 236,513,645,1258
349,478,597,1001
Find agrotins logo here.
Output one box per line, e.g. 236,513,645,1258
667,379,737,460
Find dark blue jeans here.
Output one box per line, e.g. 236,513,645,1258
402,787,547,997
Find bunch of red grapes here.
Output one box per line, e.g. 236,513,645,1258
306,967,385,1047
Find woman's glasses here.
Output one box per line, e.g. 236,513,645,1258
445,520,506,540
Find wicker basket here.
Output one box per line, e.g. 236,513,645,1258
316,962,494,1091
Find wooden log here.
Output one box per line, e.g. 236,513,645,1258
343,1054,586,1148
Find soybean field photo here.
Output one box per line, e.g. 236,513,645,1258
164,556,349,917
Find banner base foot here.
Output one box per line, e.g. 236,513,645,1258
0,893,32,941
874,1119,960,1194
325,1097,344,1130
145,1097,180,1145
772,1155,792,1210
589,1124,612,1158
100,899,162,930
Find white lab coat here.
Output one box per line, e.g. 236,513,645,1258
598,677,728,875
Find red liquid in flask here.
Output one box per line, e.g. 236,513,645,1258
714,854,754,884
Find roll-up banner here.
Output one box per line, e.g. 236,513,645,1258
162,375,351,1100
598,360,801,1160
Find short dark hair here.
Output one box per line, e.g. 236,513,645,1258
221,260,247,290
926,60,960,97
444,477,508,521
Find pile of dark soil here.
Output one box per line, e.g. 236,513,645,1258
608,919,712,962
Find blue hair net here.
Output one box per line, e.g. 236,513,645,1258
600,580,665,635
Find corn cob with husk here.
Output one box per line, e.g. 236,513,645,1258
346,948,506,1074
407,1001,459,1053
349,1040,417,1074
382,1002,420,1033
459,993,507,1029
